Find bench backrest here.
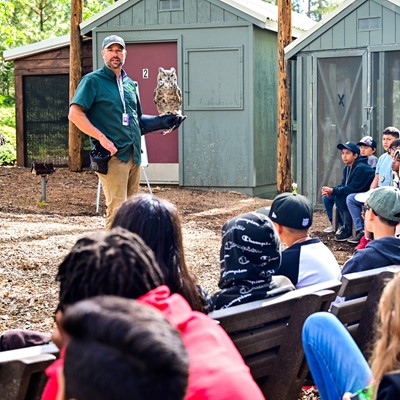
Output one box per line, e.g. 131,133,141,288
0,342,59,400
209,279,341,400
330,265,400,358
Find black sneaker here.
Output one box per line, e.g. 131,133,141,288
347,229,364,244
335,226,352,241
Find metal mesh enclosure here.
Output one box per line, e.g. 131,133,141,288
23,75,90,166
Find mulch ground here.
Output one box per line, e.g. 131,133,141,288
0,166,359,400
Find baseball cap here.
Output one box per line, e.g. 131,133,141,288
102,35,126,50
357,136,377,149
259,193,313,230
337,141,360,155
358,187,400,222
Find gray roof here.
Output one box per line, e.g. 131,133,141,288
4,0,315,61
3,35,70,61
285,0,400,59
218,0,316,32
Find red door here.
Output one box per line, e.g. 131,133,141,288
124,42,179,164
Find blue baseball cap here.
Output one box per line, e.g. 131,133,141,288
337,141,360,155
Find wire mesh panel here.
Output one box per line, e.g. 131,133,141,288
24,75,69,166
23,75,91,167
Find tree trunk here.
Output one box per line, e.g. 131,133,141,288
69,0,83,172
277,0,293,193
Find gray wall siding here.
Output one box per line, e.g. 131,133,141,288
253,27,278,195
302,0,400,51
88,0,284,196
181,26,253,188
100,0,244,28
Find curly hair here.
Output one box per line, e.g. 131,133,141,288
111,194,206,313
62,296,189,400
370,272,400,384
56,227,164,311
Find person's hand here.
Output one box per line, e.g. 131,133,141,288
321,186,332,197
99,136,117,156
342,392,352,400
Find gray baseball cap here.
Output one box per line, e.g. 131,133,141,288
360,186,400,222
102,35,125,50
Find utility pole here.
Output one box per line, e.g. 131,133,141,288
69,0,83,171
277,0,293,193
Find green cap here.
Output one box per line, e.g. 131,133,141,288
366,186,400,222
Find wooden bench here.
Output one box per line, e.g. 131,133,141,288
208,279,341,400
0,342,59,400
330,265,400,359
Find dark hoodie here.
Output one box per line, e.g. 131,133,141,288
210,212,294,311
332,155,375,198
342,236,400,274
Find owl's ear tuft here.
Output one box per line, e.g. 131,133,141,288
171,67,176,73
158,67,165,73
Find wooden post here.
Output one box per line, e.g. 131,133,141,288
277,0,292,193
69,0,83,172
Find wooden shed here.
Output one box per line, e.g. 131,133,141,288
4,0,314,196
286,0,400,204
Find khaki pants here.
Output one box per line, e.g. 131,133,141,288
97,156,141,230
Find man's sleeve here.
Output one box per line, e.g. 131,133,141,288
70,75,96,111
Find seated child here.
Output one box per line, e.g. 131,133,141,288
342,186,400,274
210,212,294,311
59,296,189,400
111,194,207,313
43,227,265,400
321,141,374,241
358,135,378,169
264,193,341,289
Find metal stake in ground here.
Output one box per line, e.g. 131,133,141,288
31,162,55,203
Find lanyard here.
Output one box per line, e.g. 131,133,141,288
117,75,126,114
345,166,351,185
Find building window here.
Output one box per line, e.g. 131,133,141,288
159,0,182,11
358,17,381,31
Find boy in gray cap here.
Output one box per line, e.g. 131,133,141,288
342,186,400,274
260,193,341,289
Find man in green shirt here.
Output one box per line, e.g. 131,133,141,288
69,35,183,229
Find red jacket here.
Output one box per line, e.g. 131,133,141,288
138,286,265,400
42,286,264,400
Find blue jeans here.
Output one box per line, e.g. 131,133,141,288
346,193,364,231
302,312,372,400
322,195,343,226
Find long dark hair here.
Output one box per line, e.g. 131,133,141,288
112,194,206,312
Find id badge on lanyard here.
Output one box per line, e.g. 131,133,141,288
118,76,130,127
122,113,130,126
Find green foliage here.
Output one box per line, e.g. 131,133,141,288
0,104,15,127
0,104,16,165
0,142,16,165
262,0,345,21
0,0,114,98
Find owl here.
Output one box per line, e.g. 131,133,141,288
154,67,183,116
